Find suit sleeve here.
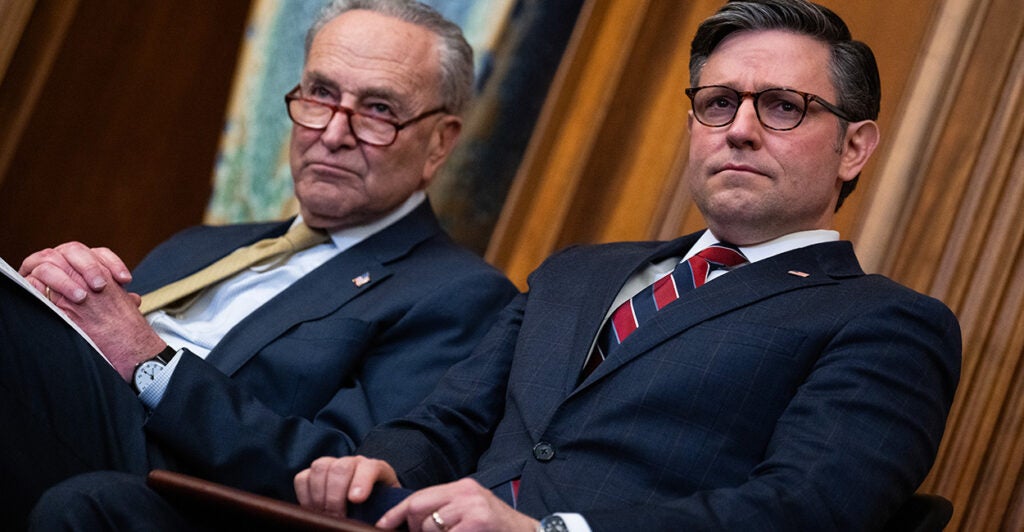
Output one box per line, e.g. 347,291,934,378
141,268,517,502
356,293,527,488
581,289,962,531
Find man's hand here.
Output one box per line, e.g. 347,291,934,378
377,478,539,532
19,242,160,380
19,242,133,303
54,266,165,381
295,456,401,519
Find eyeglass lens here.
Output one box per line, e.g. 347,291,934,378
287,98,398,146
691,87,809,130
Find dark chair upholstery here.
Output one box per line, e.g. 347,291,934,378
883,493,954,532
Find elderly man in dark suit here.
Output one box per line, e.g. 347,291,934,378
294,1,961,530
2,0,516,526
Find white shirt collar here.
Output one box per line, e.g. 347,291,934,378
293,190,426,254
687,229,840,263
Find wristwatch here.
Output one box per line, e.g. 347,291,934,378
132,345,176,394
538,515,568,532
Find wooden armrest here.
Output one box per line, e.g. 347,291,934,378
146,469,382,531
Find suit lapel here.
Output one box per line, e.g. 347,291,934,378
556,235,702,394
204,201,443,375
572,240,864,391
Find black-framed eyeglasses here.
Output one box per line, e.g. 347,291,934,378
284,85,447,147
684,85,854,131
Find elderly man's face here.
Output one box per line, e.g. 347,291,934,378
290,10,460,231
685,30,877,245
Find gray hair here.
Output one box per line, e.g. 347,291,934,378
305,0,474,115
690,0,880,210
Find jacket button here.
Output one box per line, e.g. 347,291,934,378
533,442,555,461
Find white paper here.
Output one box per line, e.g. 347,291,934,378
1,256,111,364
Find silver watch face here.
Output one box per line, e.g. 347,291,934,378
540,515,568,532
133,360,165,392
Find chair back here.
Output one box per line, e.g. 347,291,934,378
883,493,954,532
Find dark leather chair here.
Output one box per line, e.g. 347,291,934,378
883,493,954,532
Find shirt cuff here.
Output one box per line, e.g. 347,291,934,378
138,349,183,409
558,513,591,532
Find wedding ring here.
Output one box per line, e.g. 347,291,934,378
44,286,53,301
431,510,449,531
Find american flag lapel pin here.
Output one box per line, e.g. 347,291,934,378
352,272,371,287
787,270,810,278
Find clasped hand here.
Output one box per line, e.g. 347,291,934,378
19,242,166,380
295,456,539,531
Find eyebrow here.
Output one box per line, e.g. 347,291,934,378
302,71,411,115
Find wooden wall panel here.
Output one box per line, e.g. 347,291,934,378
0,0,78,190
911,2,1024,528
0,0,251,268
487,0,662,274
0,0,38,87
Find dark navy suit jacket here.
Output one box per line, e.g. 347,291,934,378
356,231,961,530
127,201,517,501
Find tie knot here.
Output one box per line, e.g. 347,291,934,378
694,242,747,269
283,222,330,251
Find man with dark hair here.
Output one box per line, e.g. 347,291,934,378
3,0,516,527
294,1,961,530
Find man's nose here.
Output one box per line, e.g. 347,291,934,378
319,107,358,150
725,99,764,148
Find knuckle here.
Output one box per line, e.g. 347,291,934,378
405,495,433,514
58,241,86,252
34,261,58,277
328,457,355,474
310,456,334,472
453,477,481,495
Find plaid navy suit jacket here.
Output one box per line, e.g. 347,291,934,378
358,231,961,531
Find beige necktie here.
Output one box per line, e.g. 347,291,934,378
139,222,329,314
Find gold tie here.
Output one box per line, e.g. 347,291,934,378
139,222,329,314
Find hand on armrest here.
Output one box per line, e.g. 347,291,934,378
294,456,402,519
147,469,383,531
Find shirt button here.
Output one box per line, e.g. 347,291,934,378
533,442,555,461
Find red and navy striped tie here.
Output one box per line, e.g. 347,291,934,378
582,243,748,379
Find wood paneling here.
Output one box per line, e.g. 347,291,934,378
0,0,38,86
0,0,78,190
0,0,251,268
907,1,1024,530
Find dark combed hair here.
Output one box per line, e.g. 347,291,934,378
690,0,881,210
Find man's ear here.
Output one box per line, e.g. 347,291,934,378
421,116,463,186
838,120,880,183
